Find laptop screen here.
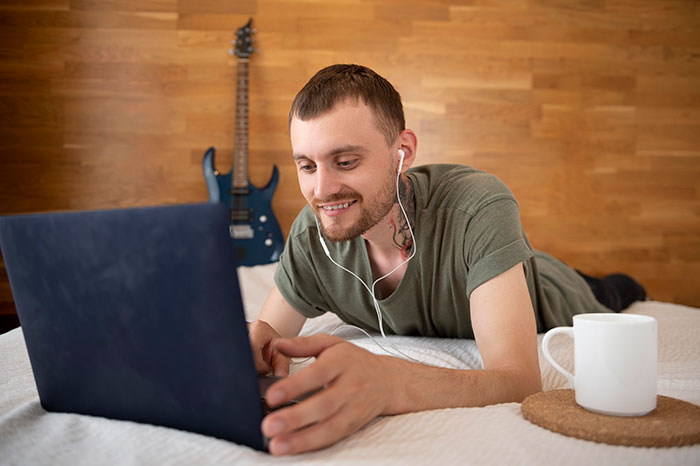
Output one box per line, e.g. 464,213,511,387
0,203,267,451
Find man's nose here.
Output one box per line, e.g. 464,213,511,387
314,165,341,200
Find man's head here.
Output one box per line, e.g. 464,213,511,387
289,65,416,243
289,64,405,147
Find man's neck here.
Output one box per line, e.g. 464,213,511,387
361,175,415,263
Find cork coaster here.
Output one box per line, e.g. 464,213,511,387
522,389,700,447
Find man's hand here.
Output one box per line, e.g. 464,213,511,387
249,285,307,377
248,320,291,377
261,334,401,456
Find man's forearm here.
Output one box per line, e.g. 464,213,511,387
383,355,542,414
258,285,307,338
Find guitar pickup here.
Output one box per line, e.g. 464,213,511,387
230,209,253,223
230,187,251,196
230,225,254,239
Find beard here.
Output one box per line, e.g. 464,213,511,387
311,172,396,243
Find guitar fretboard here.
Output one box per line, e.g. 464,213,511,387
233,58,249,189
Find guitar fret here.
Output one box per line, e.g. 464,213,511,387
233,58,249,189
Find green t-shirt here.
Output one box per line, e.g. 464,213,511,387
275,164,610,338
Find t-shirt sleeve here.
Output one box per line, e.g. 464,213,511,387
463,197,533,298
274,229,327,319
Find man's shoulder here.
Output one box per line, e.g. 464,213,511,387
408,164,516,214
288,205,318,240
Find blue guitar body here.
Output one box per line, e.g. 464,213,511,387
203,146,285,266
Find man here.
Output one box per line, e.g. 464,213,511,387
248,64,646,456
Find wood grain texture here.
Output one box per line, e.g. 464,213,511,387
1,0,699,326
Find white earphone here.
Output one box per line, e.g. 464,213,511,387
313,146,421,362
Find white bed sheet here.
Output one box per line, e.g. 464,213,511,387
1,263,699,465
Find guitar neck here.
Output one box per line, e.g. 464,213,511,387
233,58,250,189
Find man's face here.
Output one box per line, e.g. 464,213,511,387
290,100,397,242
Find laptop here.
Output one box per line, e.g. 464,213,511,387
0,202,276,451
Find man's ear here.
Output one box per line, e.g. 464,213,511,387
396,129,417,173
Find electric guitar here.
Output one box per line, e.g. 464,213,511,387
202,18,284,266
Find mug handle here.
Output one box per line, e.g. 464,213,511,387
542,327,575,388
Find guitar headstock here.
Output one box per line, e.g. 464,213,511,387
230,18,255,59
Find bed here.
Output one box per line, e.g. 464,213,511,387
1,263,699,465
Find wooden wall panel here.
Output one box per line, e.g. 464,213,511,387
1,0,699,331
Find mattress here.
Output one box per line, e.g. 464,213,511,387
1,263,698,465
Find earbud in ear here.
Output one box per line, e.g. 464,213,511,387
397,149,405,173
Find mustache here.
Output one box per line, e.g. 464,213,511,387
311,191,363,208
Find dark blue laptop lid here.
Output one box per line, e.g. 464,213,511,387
0,202,266,451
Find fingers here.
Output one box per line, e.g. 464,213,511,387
252,328,340,377
265,335,345,406
267,402,376,456
248,320,289,375
262,381,345,440
270,349,290,377
252,341,271,374
273,333,344,358
265,345,342,407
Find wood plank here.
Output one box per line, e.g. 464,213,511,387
0,0,698,315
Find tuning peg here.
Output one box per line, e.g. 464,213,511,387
252,28,257,33
228,48,234,55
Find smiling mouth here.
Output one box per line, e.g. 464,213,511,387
321,200,357,211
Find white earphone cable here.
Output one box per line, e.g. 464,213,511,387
314,150,423,363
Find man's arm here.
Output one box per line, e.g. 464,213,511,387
248,285,307,376
387,261,541,411
260,262,541,455
257,285,307,338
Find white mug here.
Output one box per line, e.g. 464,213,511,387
542,313,658,417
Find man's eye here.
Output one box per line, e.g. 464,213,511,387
338,160,356,169
299,164,315,172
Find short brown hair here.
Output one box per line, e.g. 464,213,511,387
289,64,405,147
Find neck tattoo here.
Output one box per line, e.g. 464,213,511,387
390,176,415,260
